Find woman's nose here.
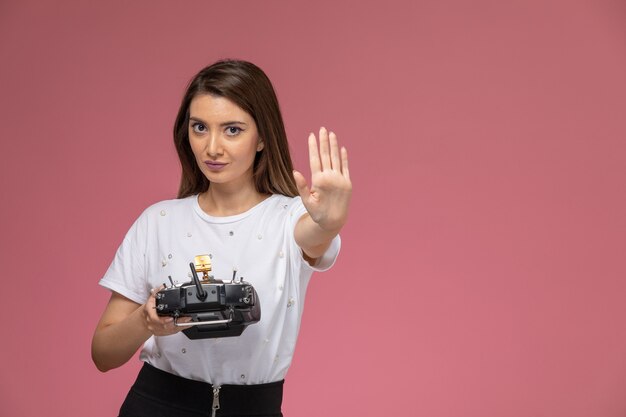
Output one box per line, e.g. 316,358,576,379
206,133,223,157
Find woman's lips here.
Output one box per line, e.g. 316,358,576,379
204,161,227,171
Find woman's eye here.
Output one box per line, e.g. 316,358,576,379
191,123,206,133
225,126,242,136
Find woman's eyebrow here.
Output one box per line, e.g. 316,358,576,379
189,116,206,124
188,116,247,127
219,121,248,127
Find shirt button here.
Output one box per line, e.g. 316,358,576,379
181,348,186,354
160,210,166,216
240,374,246,380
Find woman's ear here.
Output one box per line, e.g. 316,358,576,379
257,140,265,152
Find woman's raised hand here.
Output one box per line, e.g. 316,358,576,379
293,127,352,233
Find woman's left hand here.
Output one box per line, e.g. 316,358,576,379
293,127,352,233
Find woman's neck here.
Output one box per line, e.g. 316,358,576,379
198,183,270,217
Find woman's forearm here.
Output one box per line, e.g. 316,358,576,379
295,213,339,260
91,298,152,372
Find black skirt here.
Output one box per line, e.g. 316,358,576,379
119,362,283,417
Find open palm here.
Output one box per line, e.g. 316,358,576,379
293,127,352,233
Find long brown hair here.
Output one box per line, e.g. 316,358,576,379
173,60,298,198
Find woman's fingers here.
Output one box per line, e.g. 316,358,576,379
308,133,321,174
341,147,350,180
293,170,310,199
318,127,331,171
329,131,341,171
310,127,344,173
144,286,178,335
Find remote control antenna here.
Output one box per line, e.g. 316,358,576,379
189,262,207,300
168,275,175,286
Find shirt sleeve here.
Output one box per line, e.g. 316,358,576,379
288,197,341,273
99,213,149,304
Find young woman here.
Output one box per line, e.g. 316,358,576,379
91,60,352,417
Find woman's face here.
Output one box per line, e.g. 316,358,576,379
188,94,264,190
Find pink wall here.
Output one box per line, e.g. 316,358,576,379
1,1,626,416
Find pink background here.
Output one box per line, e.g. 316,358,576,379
1,1,626,416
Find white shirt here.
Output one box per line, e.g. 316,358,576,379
100,194,340,385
